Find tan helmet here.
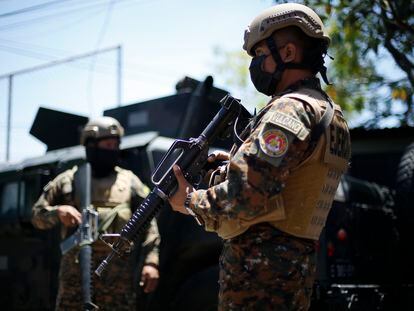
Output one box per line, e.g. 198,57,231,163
243,3,330,56
80,116,124,145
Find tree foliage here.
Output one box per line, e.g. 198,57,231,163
212,46,268,112
295,0,414,127
213,1,413,127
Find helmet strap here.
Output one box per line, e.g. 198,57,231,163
266,37,287,77
266,37,331,84
318,64,331,85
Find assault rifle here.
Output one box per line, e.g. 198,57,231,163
60,163,99,310
95,94,243,276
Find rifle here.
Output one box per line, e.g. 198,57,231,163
60,163,99,310
95,94,243,276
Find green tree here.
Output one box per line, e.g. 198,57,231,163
292,0,414,127
212,46,268,112
213,1,413,127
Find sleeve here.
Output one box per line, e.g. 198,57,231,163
130,173,160,267
130,173,151,200
188,97,315,231
142,218,160,267
31,172,73,230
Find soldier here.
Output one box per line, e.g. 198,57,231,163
169,3,351,310
32,116,160,310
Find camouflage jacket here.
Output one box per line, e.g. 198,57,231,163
32,165,160,266
187,83,349,239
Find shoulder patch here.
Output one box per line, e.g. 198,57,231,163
259,129,288,157
263,111,309,140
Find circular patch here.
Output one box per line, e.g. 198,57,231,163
259,129,288,157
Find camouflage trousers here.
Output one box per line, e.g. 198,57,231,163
218,223,316,311
56,241,139,310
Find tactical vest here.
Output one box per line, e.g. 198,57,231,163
216,88,351,240
73,166,135,233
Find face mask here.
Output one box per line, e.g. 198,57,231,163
86,147,119,177
249,55,281,96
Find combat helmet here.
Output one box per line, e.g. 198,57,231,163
243,3,330,56
80,116,124,146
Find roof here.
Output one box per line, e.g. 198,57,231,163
0,131,159,174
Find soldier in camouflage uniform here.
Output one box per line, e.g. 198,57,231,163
32,116,160,310
169,3,351,311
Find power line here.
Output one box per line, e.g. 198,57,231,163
0,44,118,76
0,0,161,32
0,0,74,18
0,42,180,82
0,45,121,79
6,5,109,39
0,45,122,162
87,0,117,115
0,0,125,31
0,36,185,76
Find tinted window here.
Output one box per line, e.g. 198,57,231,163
0,181,19,221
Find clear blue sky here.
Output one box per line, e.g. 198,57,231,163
0,0,274,163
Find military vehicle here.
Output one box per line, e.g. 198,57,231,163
0,75,413,310
312,127,414,310
0,76,234,310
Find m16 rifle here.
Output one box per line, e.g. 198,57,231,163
60,163,99,310
95,94,244,276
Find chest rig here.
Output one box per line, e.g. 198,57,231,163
73,167,135,233
216,79,350,240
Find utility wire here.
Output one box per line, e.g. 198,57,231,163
6,5,110,40
0,44,118,76
0,0,74,18
0,0,128,31
0,43,179,82
0,37,183,76
1,0,152,40
87,0,116,116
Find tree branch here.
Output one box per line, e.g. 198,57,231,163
381,7,414,88
384,0,414,35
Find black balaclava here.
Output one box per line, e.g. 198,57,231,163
249,36,330,96
249,54,282,96
85,140,120,178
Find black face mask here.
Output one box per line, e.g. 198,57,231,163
86,147,119,178
249,55,282,96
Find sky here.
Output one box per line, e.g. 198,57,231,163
0,0,274,163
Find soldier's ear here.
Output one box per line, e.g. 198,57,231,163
281,43,296,63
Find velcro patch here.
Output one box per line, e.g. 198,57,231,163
259,129,288,157
264,111,309,140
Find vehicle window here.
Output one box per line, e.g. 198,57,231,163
0,181,19,220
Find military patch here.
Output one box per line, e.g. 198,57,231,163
259,129,288,157
264,111,309,141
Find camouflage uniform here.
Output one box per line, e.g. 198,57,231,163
187,81,351,310
32,166,160,310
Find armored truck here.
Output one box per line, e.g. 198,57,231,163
0,76,414,310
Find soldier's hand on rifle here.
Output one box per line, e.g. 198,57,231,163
57,205,82,227
140,264,159,293
204,151,230,185
168,165,195,215
208,151,230,163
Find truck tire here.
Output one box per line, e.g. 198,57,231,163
394,142,414,283
395,142,414,219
